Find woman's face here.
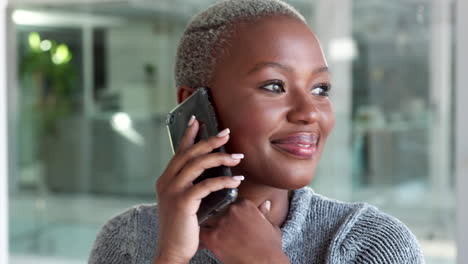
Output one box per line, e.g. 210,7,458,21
209,16,335,190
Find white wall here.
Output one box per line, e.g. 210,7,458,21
1,0,10,263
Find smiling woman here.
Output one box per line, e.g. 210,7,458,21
89,0,424,263
201,15,335,192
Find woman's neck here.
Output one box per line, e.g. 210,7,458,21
237,180,291,228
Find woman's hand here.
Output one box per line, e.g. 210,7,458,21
154,116,245,264
200,199,290,264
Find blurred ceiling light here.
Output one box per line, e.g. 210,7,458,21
111,112,132,130
329,38,358,62
12,9,125,27
110,112,144,146
13,10,43,25
40,40,52,51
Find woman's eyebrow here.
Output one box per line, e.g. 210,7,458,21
246,62,329,76
247,62,293,75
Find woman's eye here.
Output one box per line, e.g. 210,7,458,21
311,83,331,96
261,80,285,93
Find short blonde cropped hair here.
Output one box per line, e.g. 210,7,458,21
174,0,306,88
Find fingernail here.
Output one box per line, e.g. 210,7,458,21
232,175,244,181
216,128,230,137
265,200,271,211
188,115,196,126
230,153,244,160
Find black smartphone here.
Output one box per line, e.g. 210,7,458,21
166,87,238,224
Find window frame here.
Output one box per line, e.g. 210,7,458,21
455,0,468,263
0,0,10,263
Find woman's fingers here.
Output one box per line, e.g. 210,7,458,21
164,130,232,182
258,200,271,218
175,115,199,154
177,127,231,167
158,117,200,188
157,115,239,199
257,200,282,236
172,152,244,188
184,175,244,203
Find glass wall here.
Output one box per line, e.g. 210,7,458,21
7,0,455,263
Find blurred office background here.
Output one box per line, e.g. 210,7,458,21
4,0,457,263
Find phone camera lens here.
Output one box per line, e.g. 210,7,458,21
166,113,175,125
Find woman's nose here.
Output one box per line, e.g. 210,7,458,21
286,93,320,125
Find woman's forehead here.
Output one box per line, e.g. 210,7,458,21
218,16,326,75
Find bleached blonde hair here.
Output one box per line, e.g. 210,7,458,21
174,0,306,88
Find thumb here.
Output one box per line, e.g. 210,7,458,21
258,200,272,222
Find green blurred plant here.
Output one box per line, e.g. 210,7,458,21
20,32,78,137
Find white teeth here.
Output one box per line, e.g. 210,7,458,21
297,144,311,147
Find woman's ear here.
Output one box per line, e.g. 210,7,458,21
176,86,196,104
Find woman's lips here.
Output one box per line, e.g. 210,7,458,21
271,133,319,159
272,143,317,159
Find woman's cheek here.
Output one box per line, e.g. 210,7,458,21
319,103,335,136
227,107,273,152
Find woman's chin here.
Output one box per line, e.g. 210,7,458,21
269,175,314,190
235,163,316,190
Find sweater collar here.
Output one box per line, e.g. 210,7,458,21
201,187,314,261
281,187,314,250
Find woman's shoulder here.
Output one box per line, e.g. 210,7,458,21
293,187,368,219
294,187,424,263
96,203,159,236
89,203,159,264
326,200,425,263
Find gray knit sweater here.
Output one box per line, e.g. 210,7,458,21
89,187,425,263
